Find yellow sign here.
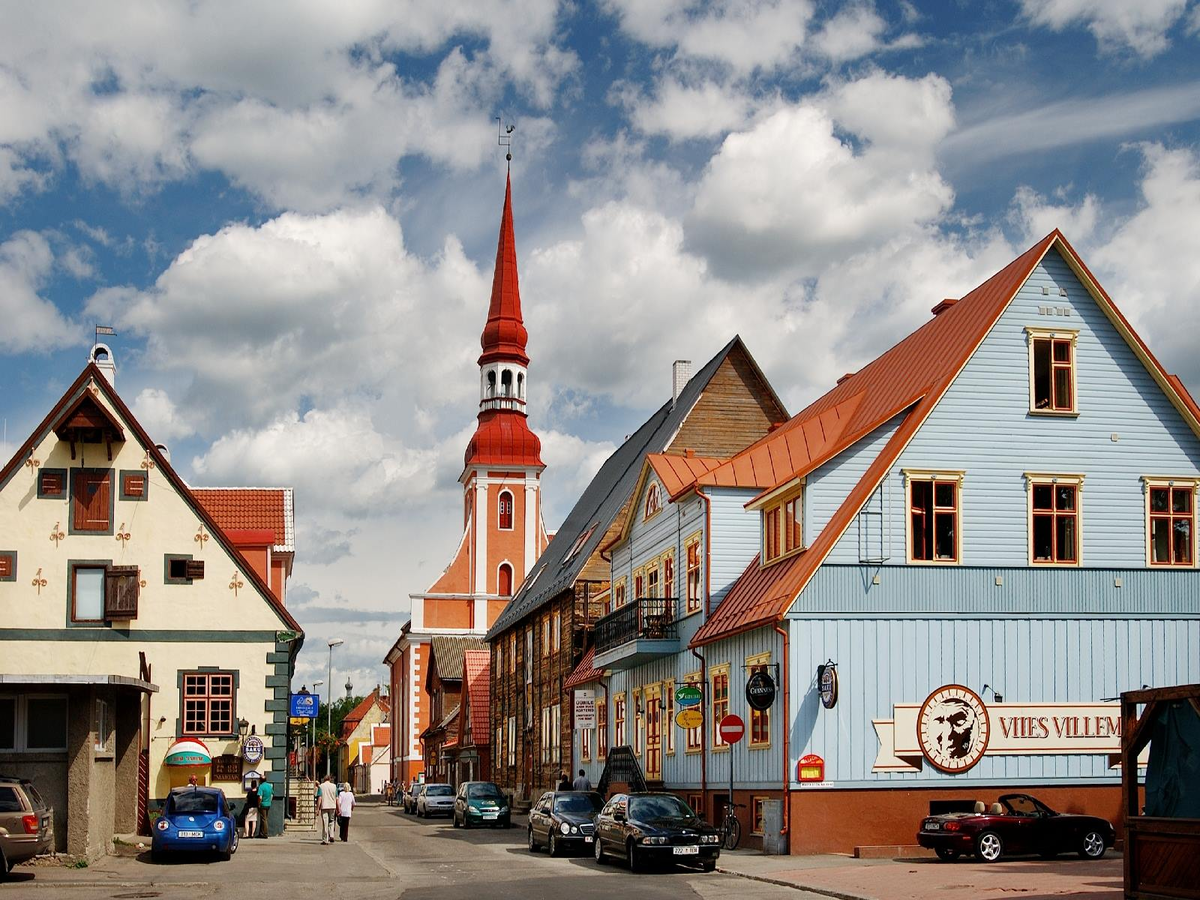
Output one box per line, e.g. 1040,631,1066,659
289,716,311,726
675,708,703,729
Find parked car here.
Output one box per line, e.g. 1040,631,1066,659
453,781,511,829
405,782,425,814
0,775,53,879
417,783,455,818
592,793,721,873
917,793,1115,863
151,786,238,862
528,791,603,855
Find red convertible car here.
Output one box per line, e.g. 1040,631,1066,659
917,793,1114,863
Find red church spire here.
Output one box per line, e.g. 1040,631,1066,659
479,172,529,367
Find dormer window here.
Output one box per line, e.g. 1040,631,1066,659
1027,327,1078,414
762,488,803,565
644,482,662,520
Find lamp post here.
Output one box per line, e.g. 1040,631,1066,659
326,639,343,778
311,681,323,781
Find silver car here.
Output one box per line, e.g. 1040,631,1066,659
417,783,455,818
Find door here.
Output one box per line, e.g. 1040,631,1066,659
645,685,662,780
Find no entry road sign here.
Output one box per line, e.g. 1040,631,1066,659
719,714,745,745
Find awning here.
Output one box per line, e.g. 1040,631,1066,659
0,674,158,693
164,738,212,767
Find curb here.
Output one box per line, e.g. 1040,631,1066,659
715,867,876,900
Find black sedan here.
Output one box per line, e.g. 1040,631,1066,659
917,793,1115,862
592,793,721,873
528,791,603,856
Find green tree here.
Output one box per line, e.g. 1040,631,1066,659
309,695,363,773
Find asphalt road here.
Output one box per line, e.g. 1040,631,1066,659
9,803,822,900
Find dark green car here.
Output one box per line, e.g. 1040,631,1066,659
452,781,511,829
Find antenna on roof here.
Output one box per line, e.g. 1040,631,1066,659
496,117,514,166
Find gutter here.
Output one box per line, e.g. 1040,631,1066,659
772,622,790,845
689,646,707,811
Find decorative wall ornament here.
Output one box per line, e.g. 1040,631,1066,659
24,456,40,472
116,523,131,548
141,450,156,471
31,567,47,595
194,525,209,547
229,572,244,596
139,569,147,589
49,522,65,547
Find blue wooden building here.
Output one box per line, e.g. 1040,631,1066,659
568,231,1200,854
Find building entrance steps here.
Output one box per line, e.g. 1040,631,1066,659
288,778,318,830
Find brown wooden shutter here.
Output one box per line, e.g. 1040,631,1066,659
184,560,205,580
40,471,63,496
73,471,111,531
104,566,139,619
123,473,145,497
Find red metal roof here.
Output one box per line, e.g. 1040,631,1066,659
193,488,292,551
462,649,490,746
692,231,1063,646
479,173,529,367
646,454,728,499
340,689,389,740
464,409,544,468
563,645,603,689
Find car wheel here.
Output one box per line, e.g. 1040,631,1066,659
150,848,165,864
231,831,240,855
1079,830,1106,860
594,835,606,864
935,848,960,861
528,827,539,852
975,831,1003,863
548,831,559,857
0,848,9,880
627,840,643,874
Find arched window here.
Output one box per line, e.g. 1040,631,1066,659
498,490,514,530
517,372,524,399
486,371,496,398
501,369,513,396
644,482,662,520
498,563,513,596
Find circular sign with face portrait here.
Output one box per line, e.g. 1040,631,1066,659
917,684,990,774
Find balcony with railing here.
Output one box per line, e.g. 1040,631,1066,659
593,597,680,670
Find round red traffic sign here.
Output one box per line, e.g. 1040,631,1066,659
719,714,745,744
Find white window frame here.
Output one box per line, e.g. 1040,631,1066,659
903,469,965,565
1026,326,1080,416
507,716,516,767
1025,473,1085,566
644,481,663,521
3,694,69,753
1142,476,1200,568
94,698,111,754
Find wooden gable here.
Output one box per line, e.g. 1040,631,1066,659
51,392,125,460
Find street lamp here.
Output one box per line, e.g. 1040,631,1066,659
326,639,343,778
311,681,324,781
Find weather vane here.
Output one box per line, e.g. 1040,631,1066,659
497,117,515,165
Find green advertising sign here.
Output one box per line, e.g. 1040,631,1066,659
675,684,702,707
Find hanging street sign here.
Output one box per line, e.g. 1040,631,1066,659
242,735,265,764
675,684,702,707
719,714,745,745
290,692,319,718
675,708,703,730
746,671,777,711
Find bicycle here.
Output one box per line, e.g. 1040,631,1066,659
722,801,745,850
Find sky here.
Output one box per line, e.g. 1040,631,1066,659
3,0,1200,697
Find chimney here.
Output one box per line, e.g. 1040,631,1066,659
89,343,116,388
931,298,958,316
155,443,171,464
672,360,692,408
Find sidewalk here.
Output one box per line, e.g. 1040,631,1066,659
715,850,1124,900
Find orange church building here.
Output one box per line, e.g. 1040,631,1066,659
385,175,549,785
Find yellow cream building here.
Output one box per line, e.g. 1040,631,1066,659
0,348,303,857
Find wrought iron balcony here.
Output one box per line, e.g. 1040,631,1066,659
593,598,679,670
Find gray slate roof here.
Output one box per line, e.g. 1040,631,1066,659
429,636,485,681
485,336,746,641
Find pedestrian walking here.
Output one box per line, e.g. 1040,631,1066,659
572,768,592,792
337,783,355,842
317,774,338,845
557,772,571,791
257,777,273,838
243,781,260,838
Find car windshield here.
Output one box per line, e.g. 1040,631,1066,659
555,793,603,814
22,782,46,809
170,792,219,814
1005,795,1054,816
629,796,696,822
426,785,453,797
467,784,503,799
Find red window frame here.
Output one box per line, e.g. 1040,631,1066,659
1033,336,1075,411
613,696,625,747
1149,485,1194,566
181,672,235,736
784,496,802,552
1031,482,1078,564
711,669,729,748
663,553,675,600
685,541,701,614
763,507,780,562
71,563,107,624
910,479,959,562
597,700,607,760
644,483,661,519
498,491,514,530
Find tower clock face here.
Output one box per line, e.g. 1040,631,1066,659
917,684,990,773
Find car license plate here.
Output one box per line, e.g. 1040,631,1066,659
178,830,204,838
482,812,498,818
584,837,593,843
673,846,699,855
926,823,940,831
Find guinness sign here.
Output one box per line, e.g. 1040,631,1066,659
746,670,776,711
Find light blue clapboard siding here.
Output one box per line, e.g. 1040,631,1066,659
792,564,1200,616
831,248,1200,566
815,414,904,563
614,474,705,592
788,616,1200,787
708,487,762,608
581,626,784,790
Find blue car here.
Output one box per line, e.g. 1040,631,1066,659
152,786,239,862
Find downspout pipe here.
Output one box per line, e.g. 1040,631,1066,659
690,646,707,814
773,622,791,844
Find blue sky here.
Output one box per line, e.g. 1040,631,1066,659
3,0,1200,692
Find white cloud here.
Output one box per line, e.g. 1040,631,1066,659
1019,0,1190,57
1009,185,1101,244
810,2,887,62
621,78,769,140
131,387,196,443
0,232,82,353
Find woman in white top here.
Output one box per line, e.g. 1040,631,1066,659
337,784,355,842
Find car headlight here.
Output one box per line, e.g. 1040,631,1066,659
213,820,225,831
641,836,668,845
155,819,170,832
560,822,571,835
499,807,508,814
702,834,720,844
570,824,579,834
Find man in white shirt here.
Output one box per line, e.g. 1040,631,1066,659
337,783,355,842
317,774,338,845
